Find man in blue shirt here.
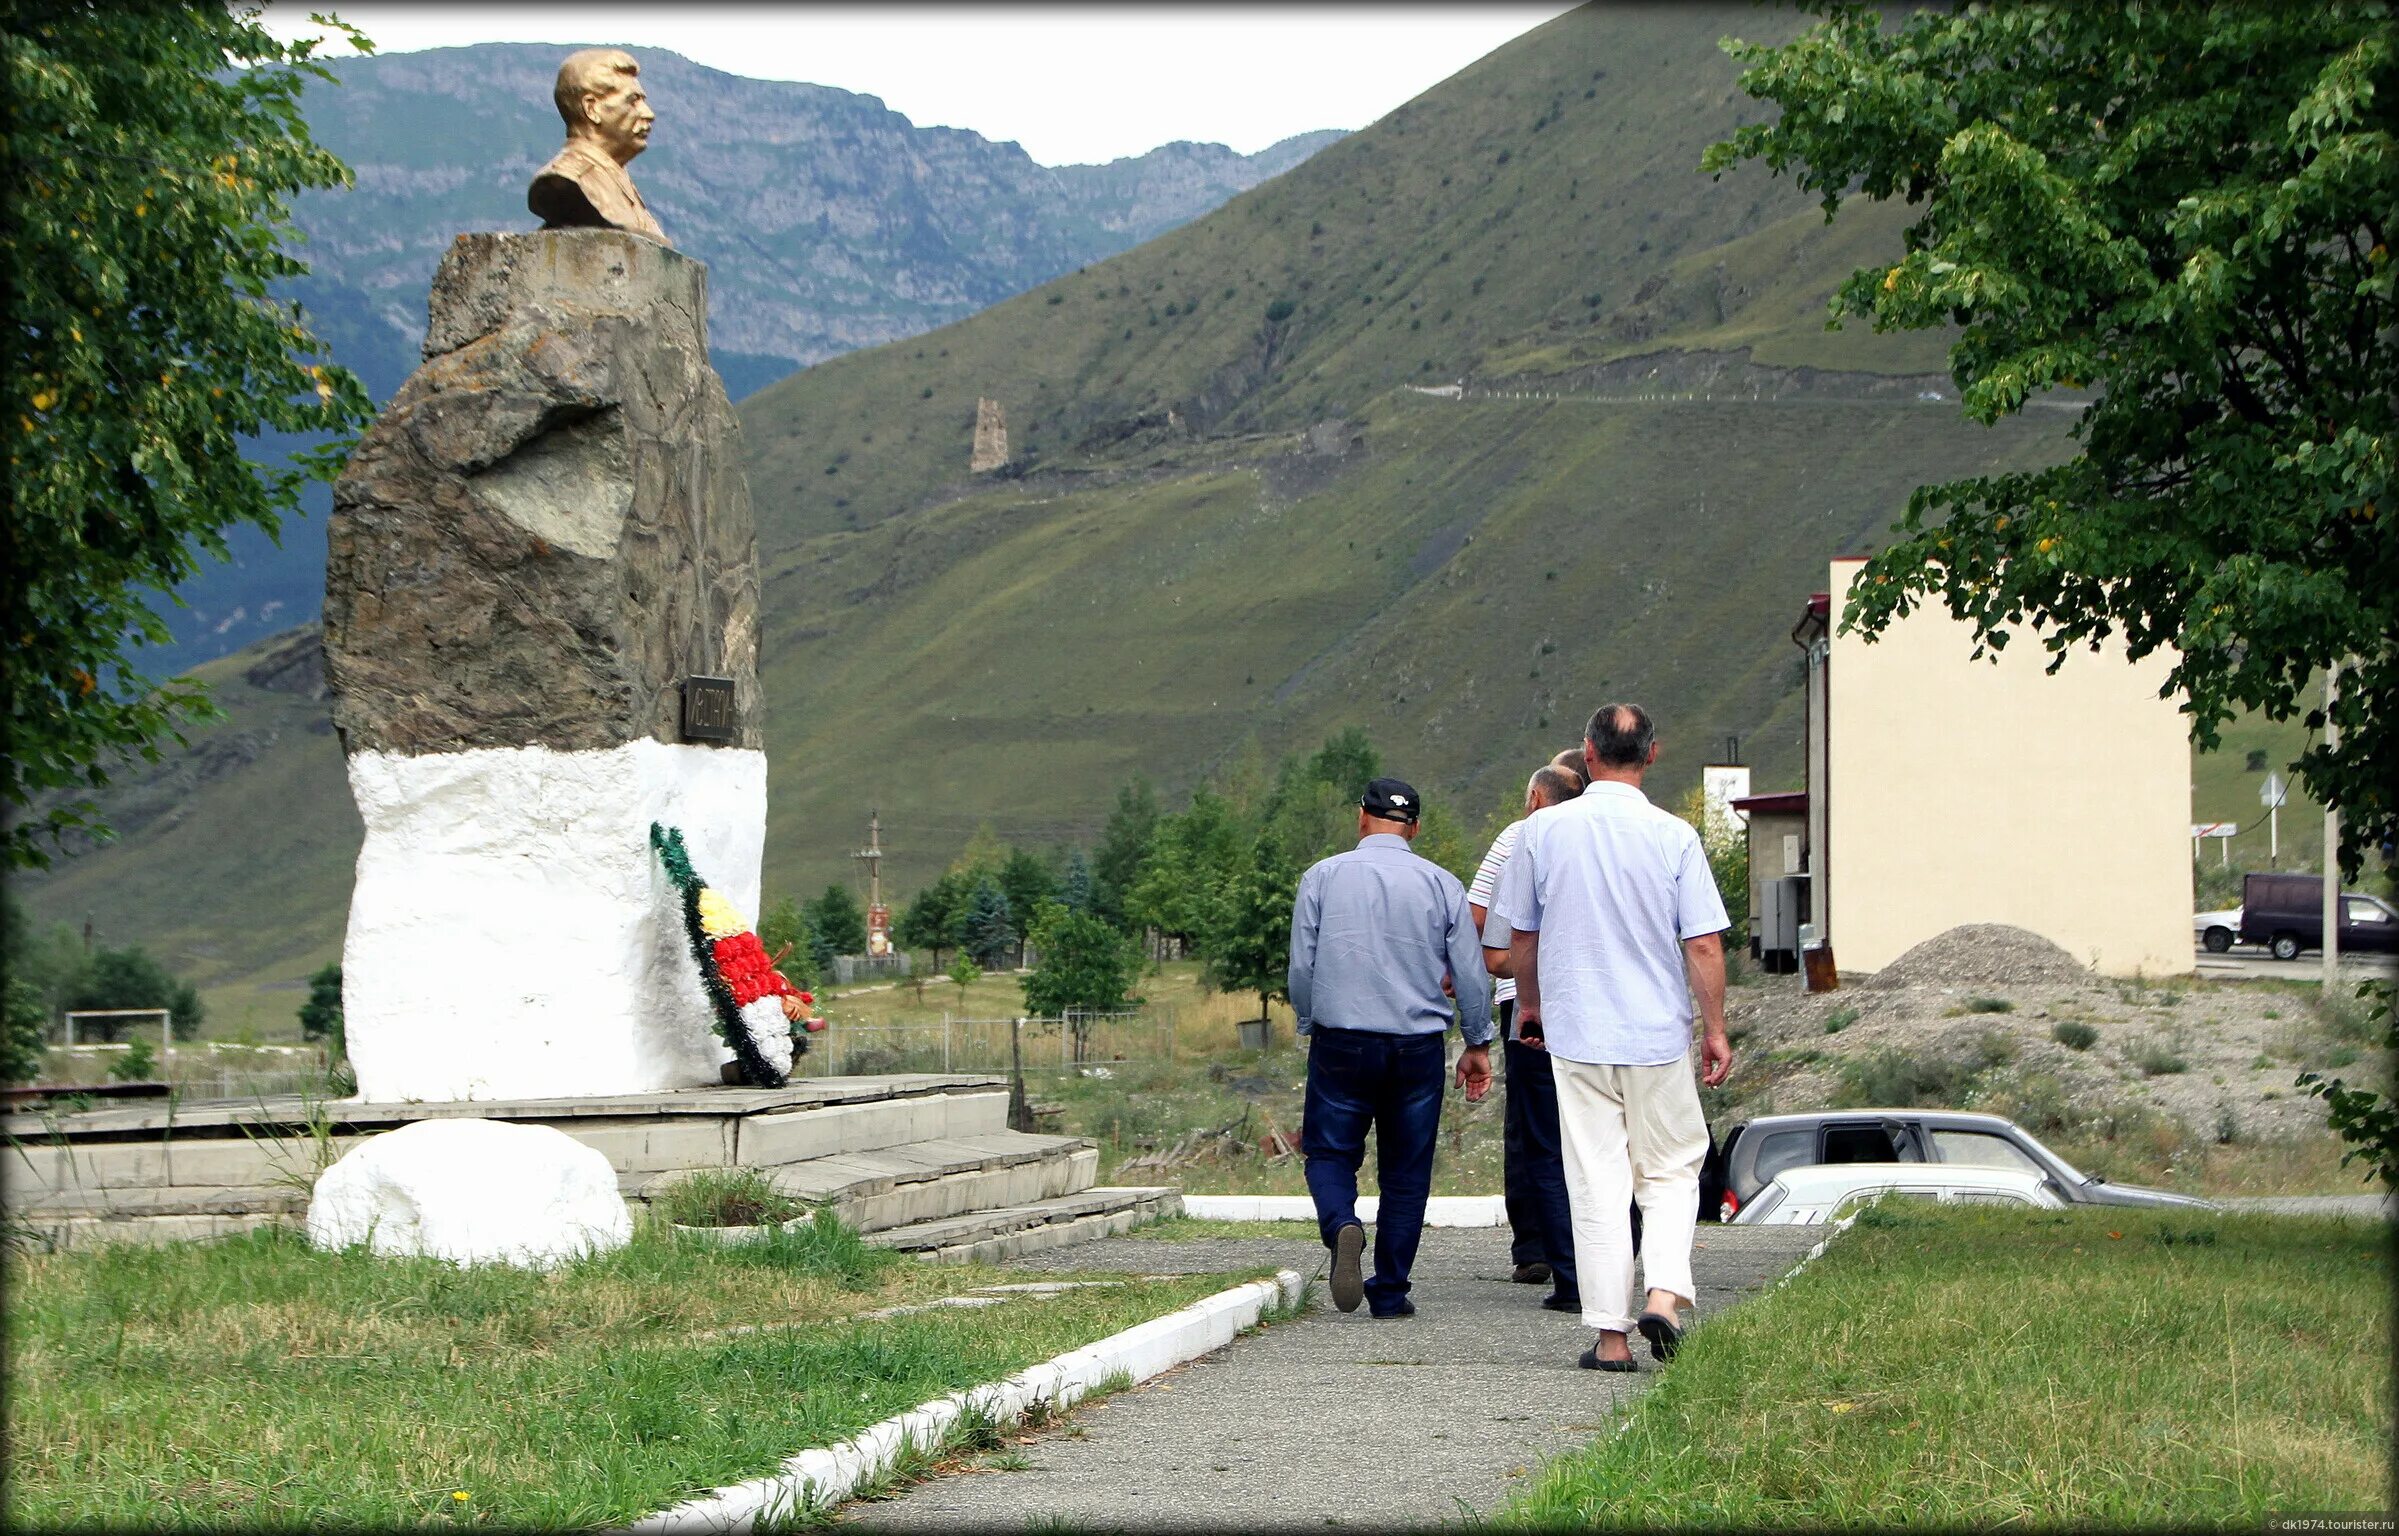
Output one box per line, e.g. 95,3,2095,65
1288,777,1495,1317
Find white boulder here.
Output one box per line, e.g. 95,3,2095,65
306,1118,633,1269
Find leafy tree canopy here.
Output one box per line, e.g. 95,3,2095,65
1021,904,1139,1018
805,883,869,961
893,872,968,964
1090,776,1161,929
962,877,1014,969
64,943,202,1042
997,846,1060,945
1706,1,2395,872
297,961,344,1054
5,5,376,868
1201,837,1300,1021
2,979,49,1085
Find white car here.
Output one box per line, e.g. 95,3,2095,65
2195,907,2243,953
1731,1163,2068,1224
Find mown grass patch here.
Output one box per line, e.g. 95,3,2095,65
5,1222,1268,1529
1491,1206,2389,1528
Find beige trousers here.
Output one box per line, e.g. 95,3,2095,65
1551,1053,1708,1333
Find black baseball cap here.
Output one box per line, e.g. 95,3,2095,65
1360,777,1422,823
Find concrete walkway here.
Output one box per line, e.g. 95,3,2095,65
841,1223,1825,1532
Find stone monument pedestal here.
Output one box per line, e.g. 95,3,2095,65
326,231,764,1101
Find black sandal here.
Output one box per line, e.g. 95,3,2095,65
1578,1342,1638,1372
1635,1311,1683,1361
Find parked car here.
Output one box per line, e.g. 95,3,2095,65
2195,906,2243,953
2238,873,2399,960
1732,1163,2065,1224
1714,1109,2214,1222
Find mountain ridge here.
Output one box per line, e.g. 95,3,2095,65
22,5,2090,1033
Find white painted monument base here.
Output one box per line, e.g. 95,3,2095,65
342,738,764,1101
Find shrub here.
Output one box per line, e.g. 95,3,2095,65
1966,996,2014,1014
1833,1048,1981,1109
652,1168,806,1228
109,1034,158,1083
2131,1036,2189,1076
2053,1021,2100,1051
1823,1006,1859,1035
2,979,48,1084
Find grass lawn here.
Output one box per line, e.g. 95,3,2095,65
1492,1205,2390,1528
4,1216,1271,1529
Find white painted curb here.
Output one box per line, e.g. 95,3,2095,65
627,1267,1306,1532
1179,1194,1507,1226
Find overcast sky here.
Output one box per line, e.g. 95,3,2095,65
261,3,1579,166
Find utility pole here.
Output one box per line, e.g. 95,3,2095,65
2323,663,2342,987
853,811,891,957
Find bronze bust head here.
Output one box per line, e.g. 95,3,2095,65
528,48,669,245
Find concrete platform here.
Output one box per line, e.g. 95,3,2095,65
0,1074,1168,1257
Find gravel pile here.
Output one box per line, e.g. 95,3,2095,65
1858,923,2095,992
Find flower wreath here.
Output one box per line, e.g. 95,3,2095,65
649,822,824,1087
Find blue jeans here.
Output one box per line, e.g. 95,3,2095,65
1301,1026,1445,1315
1503,1024,1582,1299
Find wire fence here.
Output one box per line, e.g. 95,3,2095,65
798,1010,1173,1078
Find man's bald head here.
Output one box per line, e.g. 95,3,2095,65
1527,763,1583,811
1585,702,1656,770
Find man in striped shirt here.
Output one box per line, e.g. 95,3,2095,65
1468,760,1587,1313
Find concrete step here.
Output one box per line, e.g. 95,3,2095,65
733,1132,1100,1234
866,1186,1183,1265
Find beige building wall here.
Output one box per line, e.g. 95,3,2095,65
1824,558,2192,977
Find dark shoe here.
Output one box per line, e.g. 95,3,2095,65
1370,1297,1417,1319
1635,1310,1683,1362
1511,1261,1552,1285
1541,1292,1582,1313
1330,1222,1366,1313
1578,1342,1637,1372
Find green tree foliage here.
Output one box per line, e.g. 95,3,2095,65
1091,777,1161,931
947,952,979,1004
5,7,377,868
2,979,50,1085
1305,726,1381,801
758,896,821,992
109,1031,158,1083
997,846,1059,956
1059,848,1097,914
1201,838,1300,1022
1677,787,1750,950
805,884,869,962
2299,985,2398,1191
1020,904,1140,1019
962,877,1015,969
948,821,1009,882
296,962,344,1057
1129,786,1246,946
65,944,202,1041
1,892,84,1015
893,872,967,968
1705,2,2397,873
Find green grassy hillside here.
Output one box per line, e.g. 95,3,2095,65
19,3,2134,1012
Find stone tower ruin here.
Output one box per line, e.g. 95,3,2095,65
969,396,1010,473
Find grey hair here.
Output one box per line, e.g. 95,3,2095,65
1528,765,1583,806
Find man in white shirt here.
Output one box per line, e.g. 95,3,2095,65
1468,761,1586,1309
1488,704,1734,1372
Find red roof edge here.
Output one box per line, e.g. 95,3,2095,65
1730,791,1807,815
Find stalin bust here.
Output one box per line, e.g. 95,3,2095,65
528,48,669,245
